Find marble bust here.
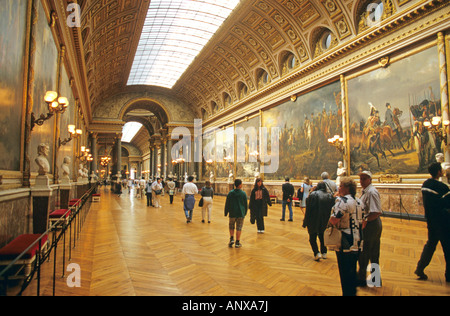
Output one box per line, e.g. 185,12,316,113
35,143,50,176
78,164,85,178
228,170,234,184
336,161,346,186
61,156,71,179
254,167,260,181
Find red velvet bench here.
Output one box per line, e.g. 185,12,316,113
92,193,101,202
0,234,48,277
69,199,80,208
269,195,277,204
49,209,71,226
292,197,301,207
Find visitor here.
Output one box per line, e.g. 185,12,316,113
200,181,214,223
152,177,163,208
182,175,198,223
299,177,312,213
249,177,272,233
167,177,176,204
303,182,335,261
225,179,248,248
415,162,450,282
329,177,363,296
281,177,295,221
145,179,153,207
139,176,146,199
321,172,337,195
358,170,383,286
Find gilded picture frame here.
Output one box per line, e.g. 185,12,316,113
346,43,441,176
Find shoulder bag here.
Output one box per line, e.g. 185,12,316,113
324,225,341,252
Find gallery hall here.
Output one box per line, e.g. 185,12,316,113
0,0,449,298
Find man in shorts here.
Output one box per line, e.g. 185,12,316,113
225,179,248,248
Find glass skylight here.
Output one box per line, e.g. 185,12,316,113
122,122,143,143
127,0,240,89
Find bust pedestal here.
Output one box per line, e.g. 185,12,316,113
31,175,53,234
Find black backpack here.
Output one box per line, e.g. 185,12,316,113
297,185,304,200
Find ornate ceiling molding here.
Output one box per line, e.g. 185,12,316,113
54,0,448,134
80,0,150,111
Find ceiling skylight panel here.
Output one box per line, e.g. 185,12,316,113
127,0,240,88
121,122,143,143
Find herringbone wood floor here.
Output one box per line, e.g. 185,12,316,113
23,187,450,296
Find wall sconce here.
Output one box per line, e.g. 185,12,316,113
424,116,450,146
58,124,82,147
77,146,91,160
31,91,69,131
328,135,345,154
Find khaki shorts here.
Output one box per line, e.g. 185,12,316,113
229,217,244,231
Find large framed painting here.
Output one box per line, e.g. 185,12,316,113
262,81,342,180
235,115,260,180
347,45,441,175
215,126,234,179
30,0,58,174
57,65,75,177
201,131,215,180
0,0,28,171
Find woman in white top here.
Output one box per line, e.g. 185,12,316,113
167,178,176,204
182,176,199,223
300,177,312,212
151,178,163,208
329,177,363,296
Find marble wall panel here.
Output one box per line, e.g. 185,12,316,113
0,196,31,248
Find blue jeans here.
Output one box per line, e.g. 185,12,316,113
281,200,293,220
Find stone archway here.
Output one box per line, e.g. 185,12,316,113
119,97,170,127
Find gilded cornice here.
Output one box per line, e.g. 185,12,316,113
201,0,450,129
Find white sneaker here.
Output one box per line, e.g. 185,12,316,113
314,253,322,261
321,253,327,259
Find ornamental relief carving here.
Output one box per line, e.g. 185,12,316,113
78,0,449,125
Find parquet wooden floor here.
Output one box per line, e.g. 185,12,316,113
22,187,450,296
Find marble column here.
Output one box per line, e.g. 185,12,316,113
91,133,98,174
167,139,173,176
161,141,166,177
149,146,153,179
117,135,122,175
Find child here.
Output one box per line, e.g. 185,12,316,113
224,179,248,248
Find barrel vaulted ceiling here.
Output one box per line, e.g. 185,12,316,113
78,0,448,125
